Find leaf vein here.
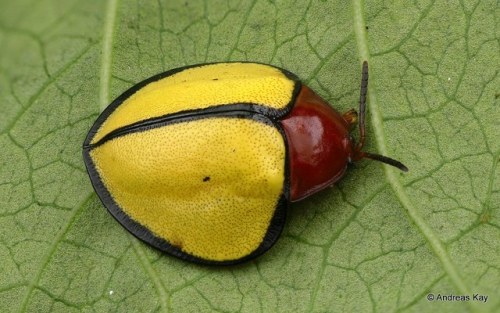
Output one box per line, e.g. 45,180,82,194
99,0,119,111
130,238,169,313
18,193,93,313
352,1,480,312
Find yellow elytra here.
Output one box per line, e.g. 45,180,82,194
83,62,300,264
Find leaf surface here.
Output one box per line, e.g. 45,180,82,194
0,0,499,312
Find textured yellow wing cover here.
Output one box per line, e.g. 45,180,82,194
83,62,299,263
92,62,297,144
89,117,286,262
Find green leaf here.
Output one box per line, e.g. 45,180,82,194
1,0,498,312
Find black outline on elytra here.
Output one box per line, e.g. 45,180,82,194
82,62,299,265
83,61,301,148
88,102,289,149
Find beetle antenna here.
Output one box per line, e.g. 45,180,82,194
358,151,409,172
356,61,368,151
353,61,408,173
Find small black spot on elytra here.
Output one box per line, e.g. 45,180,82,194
171,239,183,249
212,78,219,81
203,176,210,182
365,26,369,30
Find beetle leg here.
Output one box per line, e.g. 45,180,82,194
342,109,358,128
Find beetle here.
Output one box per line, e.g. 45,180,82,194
83,61,407,265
